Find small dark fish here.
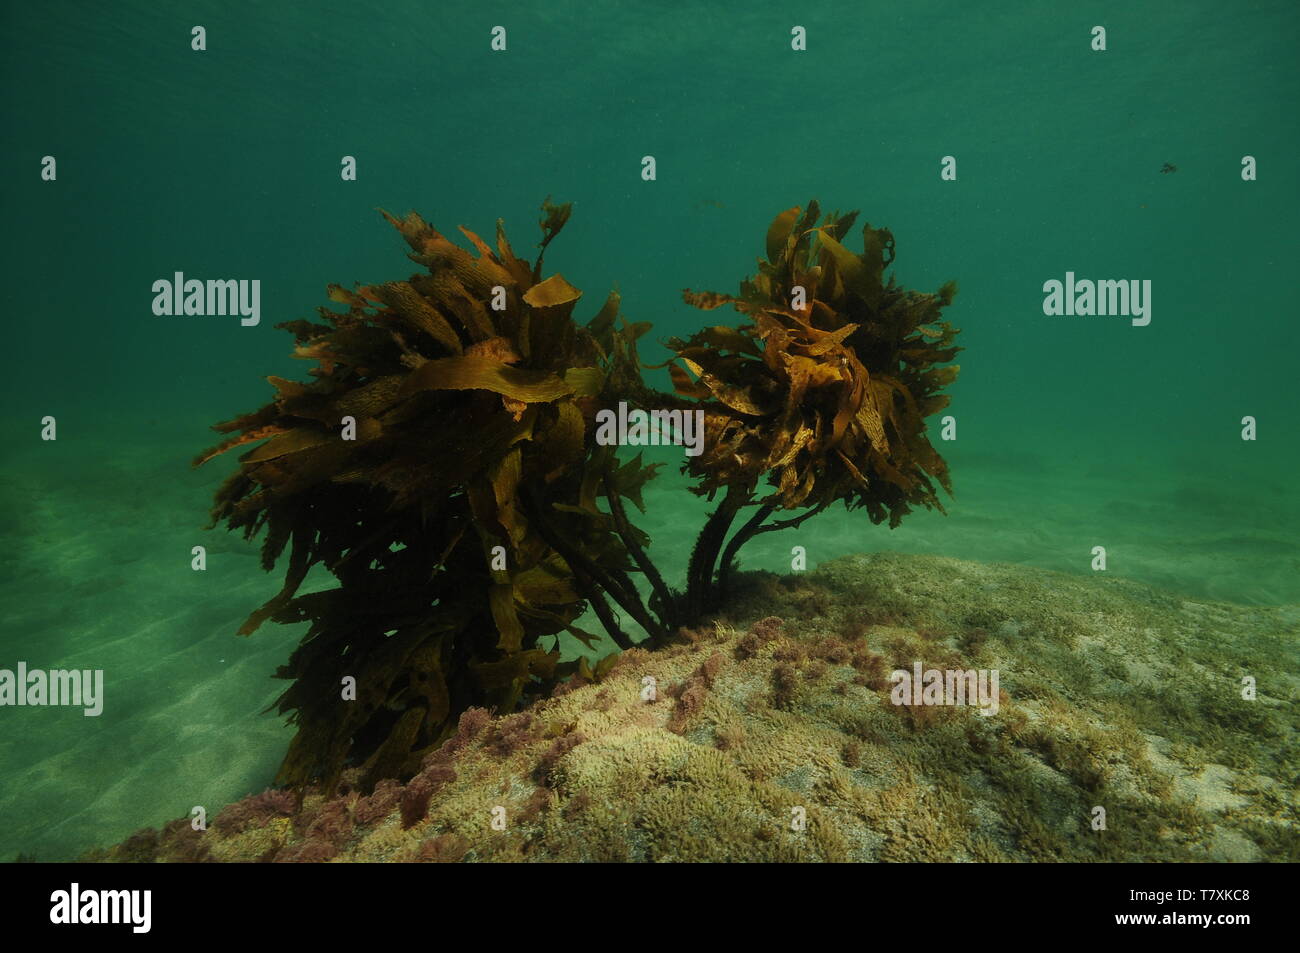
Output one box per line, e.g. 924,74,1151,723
1160,162,1177,174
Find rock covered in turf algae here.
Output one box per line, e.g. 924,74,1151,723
92,553,1298,862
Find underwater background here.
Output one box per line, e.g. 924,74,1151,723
1,0,1297,860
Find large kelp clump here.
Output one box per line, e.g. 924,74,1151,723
670,202,961,615
199,198,961,793
196,201,660,792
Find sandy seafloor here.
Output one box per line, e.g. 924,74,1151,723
0,417,1297,861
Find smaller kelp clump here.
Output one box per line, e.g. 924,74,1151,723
671,202,961,615
198,198,961,795
196,201,661,793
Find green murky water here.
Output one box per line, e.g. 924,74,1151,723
2,0,1296,860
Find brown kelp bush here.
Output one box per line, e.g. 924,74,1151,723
670,201,961,615
197,201,662,791
199,199,960,791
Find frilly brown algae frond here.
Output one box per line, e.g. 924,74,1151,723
674,201,961,528
196,201,662,793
